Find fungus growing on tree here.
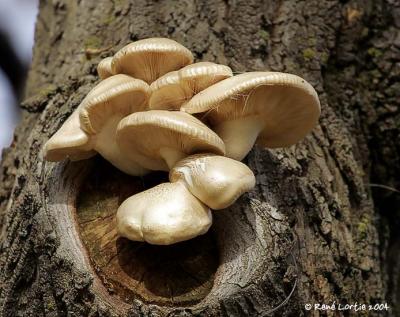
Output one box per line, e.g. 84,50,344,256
43,110,96,162
117,182,212,245
43,38,321,249
115,112,230,244
116,110,225,171
111,38,194,84
44,74,150,176
182,72,321,161
149,62,232,110
170,154,256,210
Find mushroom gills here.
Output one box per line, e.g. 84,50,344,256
77,74,151,176
111,38,194,84
97,57,114,79
182,72,321,161
93,114,149,176
116,110,225,172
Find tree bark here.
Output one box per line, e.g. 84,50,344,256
1,0,399,316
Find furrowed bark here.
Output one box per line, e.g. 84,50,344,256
0,0,399,316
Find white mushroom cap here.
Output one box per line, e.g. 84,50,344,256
111,38,194,84
79,74,149,134
170,154,255,210
182,72,321,160
44,75,151,175
43,111,95,162
149,62,233,110
75,74,150,175
117,182,212,245
116,110,225,171
97,57,114,79
148,70,182,110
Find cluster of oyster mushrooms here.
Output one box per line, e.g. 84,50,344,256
43,38,321,245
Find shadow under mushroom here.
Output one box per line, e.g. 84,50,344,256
75,157,219,305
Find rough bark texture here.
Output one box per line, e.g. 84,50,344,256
0,0,399,316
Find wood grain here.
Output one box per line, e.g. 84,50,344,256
76,158,219,306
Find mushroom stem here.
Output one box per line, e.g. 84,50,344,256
213,115,264,161
159,147,186,169
94,114,148,175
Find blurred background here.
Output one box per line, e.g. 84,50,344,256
0,0,38,152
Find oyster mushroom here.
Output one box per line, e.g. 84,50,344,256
149,62,232,110
44,74,150,176
170,154,256,210
117,182,212,245
182,72,321,161
111,38,194,84
116,110,225,171
97,57,113,79
43,111,96,162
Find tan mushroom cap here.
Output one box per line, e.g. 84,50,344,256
182,72,320,159
148,70,181,110
79,74,150,134
43,75,151,175
97,57,113,79
149,62,233,110
43,111,95,162
111,38,194,84
116,110,225,171
170,154,256,210
117,182,212,245
179,62,233,91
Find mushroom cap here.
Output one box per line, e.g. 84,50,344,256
149,62,233,110
148,70,183,110
111,38,194,84
97,57,114,79
116,110,225,171
170,154,256,209
179,62,233,90
79,74,150,134
182,72,321,148
43,111,96,162
116,182,212,245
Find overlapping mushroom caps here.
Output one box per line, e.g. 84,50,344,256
115,110,225,244
97,57,113,79
111,38,194,84
149,62,233,110
116,110,225,171
182,72,321,161
44,74,150,176
43,37,321,246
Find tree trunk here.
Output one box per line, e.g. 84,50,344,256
1,0,399,316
